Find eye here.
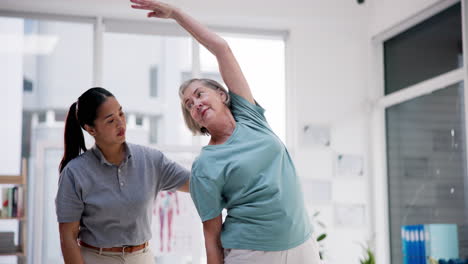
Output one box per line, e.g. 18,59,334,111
197,92,202,97
108,119,114,124
185,100,193,109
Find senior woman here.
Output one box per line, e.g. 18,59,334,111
131,1,322,264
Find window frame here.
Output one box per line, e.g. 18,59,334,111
369,1,468,264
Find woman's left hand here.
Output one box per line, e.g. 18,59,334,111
130,0,177,19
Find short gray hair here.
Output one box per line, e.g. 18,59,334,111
178,78,231,135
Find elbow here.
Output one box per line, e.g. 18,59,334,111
212,38,231,56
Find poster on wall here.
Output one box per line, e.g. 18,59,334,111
334,204,366,227
149,150,204,261
334,154,364,178
150,191,202,256
299,124,331,148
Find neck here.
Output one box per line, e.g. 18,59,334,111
207,112,236,145
96,142,125,165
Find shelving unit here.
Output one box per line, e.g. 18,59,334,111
0,159,27,264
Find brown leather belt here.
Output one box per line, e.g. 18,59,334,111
78,240,148,253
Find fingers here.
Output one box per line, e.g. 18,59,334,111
130,0,149,4
147,11,157,17
131,4,153,10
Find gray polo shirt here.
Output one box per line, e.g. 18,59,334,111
55,143,190,247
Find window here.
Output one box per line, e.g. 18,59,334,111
384,3,462,95
136,115,144,126
149,116,161,144
38,112,46,123
149,65,158,97
200,34,286,142
54,110,67,122
386,82,467,263
103,32,193,146
181,71,223,84
23,78,33,92
383,3,468,263
23,19,38,93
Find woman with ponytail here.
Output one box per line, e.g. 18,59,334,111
56,87,190,264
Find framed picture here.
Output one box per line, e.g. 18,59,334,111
334,204,366,227
334,153,364,178
299,124,331,148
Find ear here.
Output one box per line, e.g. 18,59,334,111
84,124,96,137
219,90,227,102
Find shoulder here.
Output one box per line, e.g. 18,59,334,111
59,154,90,188
191,153,222,181
230,92,264,112
229,92,267,125
127,143,163,160
63,150,94,173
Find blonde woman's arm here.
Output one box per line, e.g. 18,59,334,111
202,214,224,264
130,0,255,104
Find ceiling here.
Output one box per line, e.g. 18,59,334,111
0,0,369,27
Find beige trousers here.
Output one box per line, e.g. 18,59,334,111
224,236,322,264
80,245,154,264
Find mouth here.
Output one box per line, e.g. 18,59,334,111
117,128,125,137
201,108,209,118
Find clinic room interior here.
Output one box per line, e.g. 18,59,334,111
0,0,467,263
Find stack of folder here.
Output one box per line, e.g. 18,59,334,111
401,224,459,264
0,232,16,254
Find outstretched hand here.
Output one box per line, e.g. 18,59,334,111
130,0,176,19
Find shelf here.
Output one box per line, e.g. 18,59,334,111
0,217,24,221
0,176,25,185
0,159,27,185
0,251,25,257
0,158,28,262
0,246,24,257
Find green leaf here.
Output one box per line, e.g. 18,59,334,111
316,233,327,242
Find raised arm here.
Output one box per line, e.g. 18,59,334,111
131,0,255,104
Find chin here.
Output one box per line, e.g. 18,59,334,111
115,136,126,144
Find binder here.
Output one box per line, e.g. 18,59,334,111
11,186,18,217
424,224,459,261
402,226,409,264
419,225,426,264
7,188,13,217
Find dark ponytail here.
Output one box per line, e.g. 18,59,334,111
59,87,115,173
59,102,86,172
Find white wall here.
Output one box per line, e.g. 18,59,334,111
0,18,23,176
370,0,442,36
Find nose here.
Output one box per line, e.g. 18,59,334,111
116,116,124,127
195,101,203,111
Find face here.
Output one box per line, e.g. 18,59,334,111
84,97,126,146
182,81,228,129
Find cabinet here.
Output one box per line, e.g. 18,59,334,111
0,159,27,263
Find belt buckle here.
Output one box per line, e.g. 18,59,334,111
122,245,128,255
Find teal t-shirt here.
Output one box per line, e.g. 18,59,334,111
189,92,312,251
